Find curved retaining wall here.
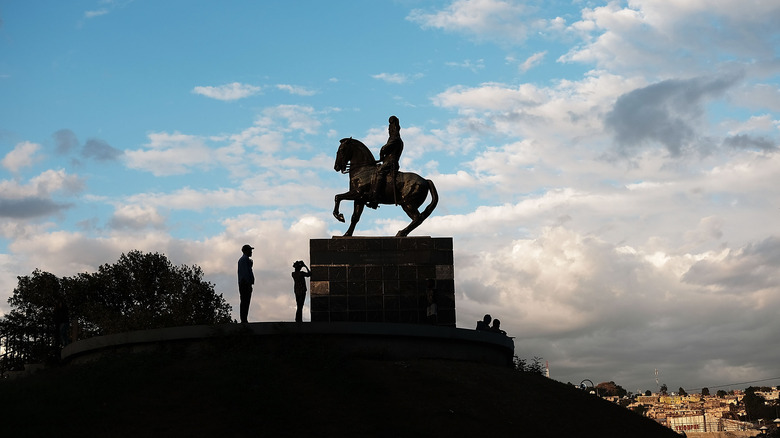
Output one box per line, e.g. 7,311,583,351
61,322,515,367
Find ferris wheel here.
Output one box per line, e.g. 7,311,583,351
580,379,594,390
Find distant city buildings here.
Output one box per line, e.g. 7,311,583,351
608,387,780,434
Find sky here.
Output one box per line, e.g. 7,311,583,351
1,0,779,394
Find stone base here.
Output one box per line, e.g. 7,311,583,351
61,323,514,367
309,237,456,326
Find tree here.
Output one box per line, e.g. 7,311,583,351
1,251,232,368
716,390,728,398
742,387,774,421
596,381,628,397
74,251,233,333
0,270,63,368
645,390,652,396
678,387,687,396
631,404,649,416
660,383,668,395
513,356,545,375
702,387,710,396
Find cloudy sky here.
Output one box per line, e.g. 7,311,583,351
2,0,779,393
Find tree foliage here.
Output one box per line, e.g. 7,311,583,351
0,270,63,367
1,251,232,369
513,356,545,375
596,381,628,397
73,251,233,334
742,386,775,421
631,404,649,416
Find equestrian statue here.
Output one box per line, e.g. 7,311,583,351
333,116,438,237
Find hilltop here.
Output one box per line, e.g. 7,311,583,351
0,334,680,437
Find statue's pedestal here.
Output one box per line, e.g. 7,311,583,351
309,237,456,326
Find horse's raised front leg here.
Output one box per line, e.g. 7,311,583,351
344,201,365,236
333,191,357,223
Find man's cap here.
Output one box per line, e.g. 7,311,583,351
242,244,254,252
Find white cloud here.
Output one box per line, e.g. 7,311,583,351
560,1,780,76
448,219,780,390
434,82,545,111
84,9,109,19
2,141,42,172
109,204,167,230
428,170,479,193
0,169,84,219
124,187,254,212
276,84,317,96
123,105,331,180
408,0,531,44
124,132,213,176
372,73,416,84
519,51,546,72
431,71,644,144
731,84,780,113
28,169,85,196
445,59,485,72
724,114,778,136
121,178,334,212
258,104,322,135
192,82,261,101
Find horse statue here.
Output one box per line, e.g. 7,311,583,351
333,137,438,237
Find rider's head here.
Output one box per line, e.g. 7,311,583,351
388,115,400,136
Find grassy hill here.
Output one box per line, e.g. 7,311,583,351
0,334,680,437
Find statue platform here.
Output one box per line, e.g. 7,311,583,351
309,236,456,326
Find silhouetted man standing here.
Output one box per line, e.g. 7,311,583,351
291,260,311,323
237,244,255,324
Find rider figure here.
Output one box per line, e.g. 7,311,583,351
368,115,403,208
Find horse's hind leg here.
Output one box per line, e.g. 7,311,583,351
396,203,422,237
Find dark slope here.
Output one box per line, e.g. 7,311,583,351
0,337,678,438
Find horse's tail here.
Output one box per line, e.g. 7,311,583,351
420,179,438,221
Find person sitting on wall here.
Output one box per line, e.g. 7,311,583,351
490,319,507,336
476,314,492,330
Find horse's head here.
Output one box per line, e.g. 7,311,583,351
334,137,376,174
334,138,352,173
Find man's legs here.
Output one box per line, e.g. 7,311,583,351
295,292,305,322
239,283,252,323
